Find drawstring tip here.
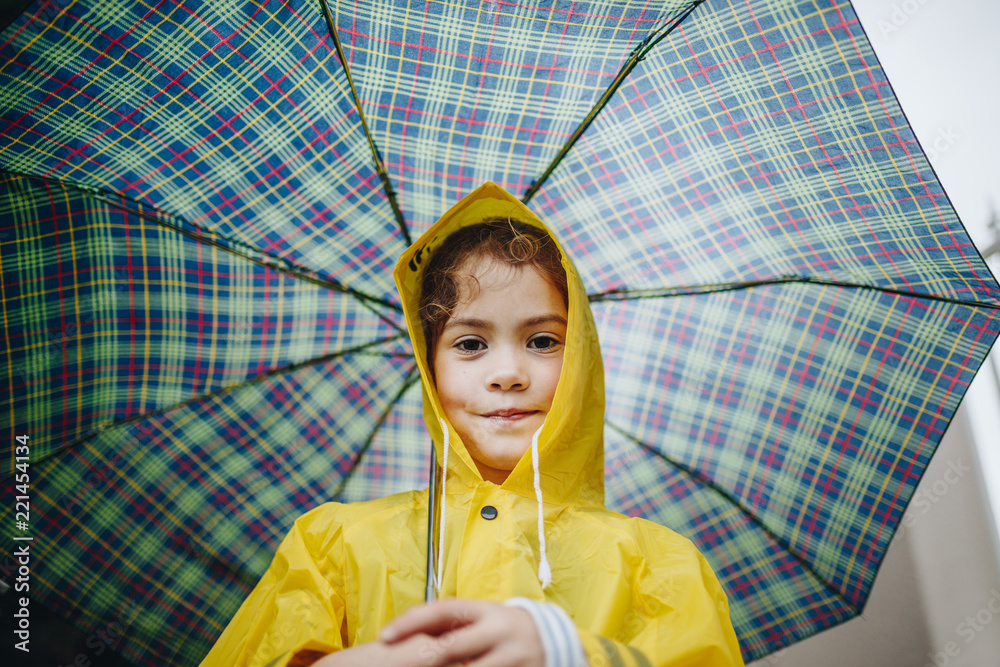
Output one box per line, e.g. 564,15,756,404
538,558,552,589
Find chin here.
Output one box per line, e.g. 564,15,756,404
483,441,533,467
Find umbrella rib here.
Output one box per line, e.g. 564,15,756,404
605,421,862,615
2,333,411,479
589,275,1000,310
331,362,422,501
1,169,405,328
89,189,407,325
319,0,411,246
521,0,707,204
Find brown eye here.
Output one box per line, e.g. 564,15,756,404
456,339,485,353
528,335,559,350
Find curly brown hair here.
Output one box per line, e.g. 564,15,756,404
419,217,568,368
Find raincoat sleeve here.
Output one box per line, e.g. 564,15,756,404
574,526,744,667
199,505,347,667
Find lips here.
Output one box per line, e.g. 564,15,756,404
482,409,539,422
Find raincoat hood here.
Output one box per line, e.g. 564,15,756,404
394,182,606,508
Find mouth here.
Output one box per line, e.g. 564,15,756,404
481,409,540,423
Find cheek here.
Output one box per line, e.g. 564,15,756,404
541,360,564,403
433,358,466,407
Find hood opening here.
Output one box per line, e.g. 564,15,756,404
394,182,606,505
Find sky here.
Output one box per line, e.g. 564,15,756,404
850,0,1000,535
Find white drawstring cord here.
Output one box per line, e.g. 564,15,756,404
434,418,449,596
435,420,551,592
531,426,552,589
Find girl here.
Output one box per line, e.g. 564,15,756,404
200,182,743,667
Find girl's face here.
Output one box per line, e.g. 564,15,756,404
432,260,567,485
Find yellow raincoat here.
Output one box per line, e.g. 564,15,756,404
201,183,744,667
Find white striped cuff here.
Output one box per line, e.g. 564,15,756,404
503,597,589,667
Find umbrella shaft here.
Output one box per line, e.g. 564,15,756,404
425,447,437,602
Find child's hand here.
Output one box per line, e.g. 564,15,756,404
378,598,545,667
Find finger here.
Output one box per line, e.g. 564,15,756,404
464,654,513,667
381,599,477,643
462,639,542,667
426,620,498,667
381,599,486,644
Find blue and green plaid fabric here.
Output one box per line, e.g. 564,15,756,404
1,0,998,664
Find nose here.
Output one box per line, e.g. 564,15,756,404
487,349,529,391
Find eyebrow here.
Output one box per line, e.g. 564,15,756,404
443,314,568,331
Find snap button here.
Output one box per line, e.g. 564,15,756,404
480,505,498,520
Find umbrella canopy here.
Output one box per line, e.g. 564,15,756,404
2,0,998,664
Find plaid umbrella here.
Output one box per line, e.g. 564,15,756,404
1,0,998,664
